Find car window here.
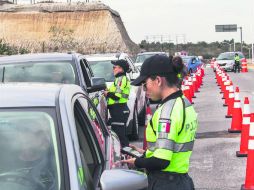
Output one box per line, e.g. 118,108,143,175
89,60,115,82
78,97,107,157
73,100,104,188
0,67,3,82
0,111,61,190
80,59,92,87
135,54,154,63
217,53,243,60
0,61,76,84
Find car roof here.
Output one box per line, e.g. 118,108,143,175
137,52,166,56
220,51,243,54
181,56,196,59
85,53,129,62
0,53,80,64
0,83,83,108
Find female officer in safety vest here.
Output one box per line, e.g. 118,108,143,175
122,55,198,190
104,59,130,147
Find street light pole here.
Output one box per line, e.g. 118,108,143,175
233,39,235,52
238,27,243,52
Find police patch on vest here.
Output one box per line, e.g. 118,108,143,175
158,121,171,133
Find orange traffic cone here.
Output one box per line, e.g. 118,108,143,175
143,99,152,150
196,71,201,89
188,76,196,98
241,113,254,189
184,80,193,104
241,61,248,73
237,97,251,157
192,74,200,92
228,87,242,133
225,84,234,118
220,75,228,94
223,80,231,104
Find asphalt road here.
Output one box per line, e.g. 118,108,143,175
132,67,254,189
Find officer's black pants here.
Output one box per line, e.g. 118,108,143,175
108,103,130,147
234,63,240,73
148,171,195,190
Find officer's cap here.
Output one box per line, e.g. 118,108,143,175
111,59,130,73
131,54,174,86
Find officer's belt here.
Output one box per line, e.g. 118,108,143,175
148,171,188,180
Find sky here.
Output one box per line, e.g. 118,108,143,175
101,0,254,44
15,0,254,44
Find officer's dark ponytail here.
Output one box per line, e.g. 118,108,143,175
165,56,186,88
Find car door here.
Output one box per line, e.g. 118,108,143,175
72,96,106,189
125,56,145,116
79,58,108,123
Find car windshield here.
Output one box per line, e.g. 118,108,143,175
217,53,244,60
182,57,191,64
0,61,76,84
135,54,155,63
89,60,115,82
0,111,61,190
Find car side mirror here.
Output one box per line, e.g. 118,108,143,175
87,77,106,93
100,169,148,190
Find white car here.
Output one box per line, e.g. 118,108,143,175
215,52,245,72
134,52,168,69
86,53,146,140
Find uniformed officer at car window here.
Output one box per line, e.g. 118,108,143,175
122,55,198,190
104,59,130,147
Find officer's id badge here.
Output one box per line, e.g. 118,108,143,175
158,120,171,133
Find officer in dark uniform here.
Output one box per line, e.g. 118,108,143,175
122,55,198,190
104,59,131,147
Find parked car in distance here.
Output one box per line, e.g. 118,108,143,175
0,83,148,190
181,56,203,73
134,52,167,69
0,53,108,123
86,53,146,140
214,52,246,72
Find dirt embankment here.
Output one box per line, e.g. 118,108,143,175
0,2,139,54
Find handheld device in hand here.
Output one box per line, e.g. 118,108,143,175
121,146,143,158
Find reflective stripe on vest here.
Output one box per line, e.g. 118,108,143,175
148,139,194,152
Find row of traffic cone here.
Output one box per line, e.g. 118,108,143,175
182,66,205,104
214,66,253,189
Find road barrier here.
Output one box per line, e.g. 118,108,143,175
241,61,248,73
